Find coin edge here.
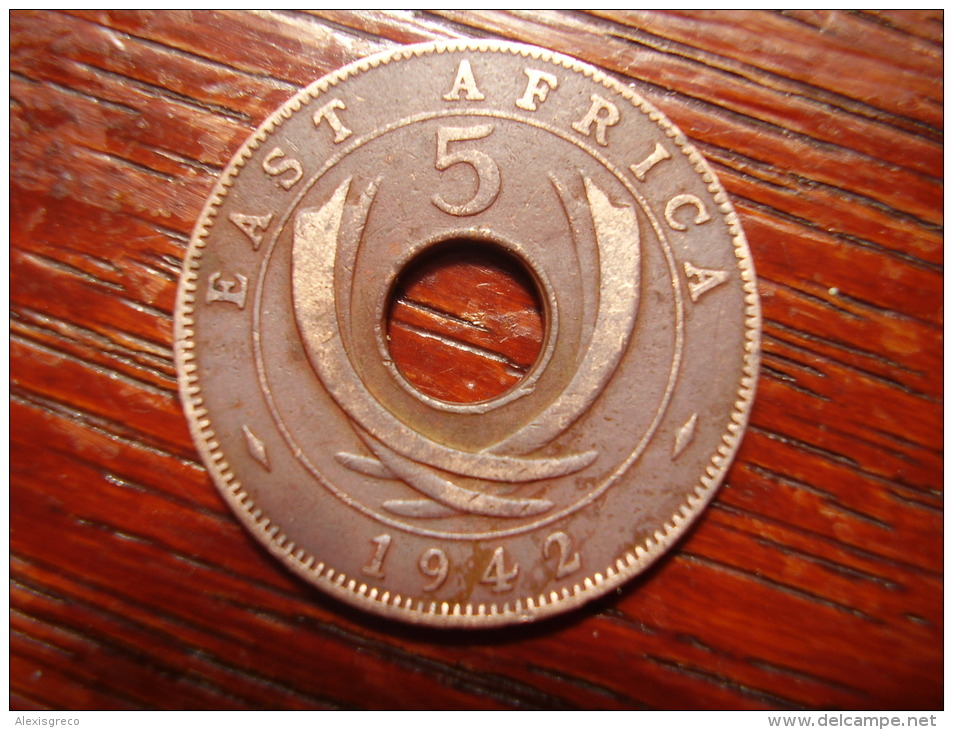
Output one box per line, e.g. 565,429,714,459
172,38,762,628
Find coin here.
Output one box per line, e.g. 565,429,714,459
174,40,760,627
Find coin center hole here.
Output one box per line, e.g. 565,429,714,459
385,240,545,404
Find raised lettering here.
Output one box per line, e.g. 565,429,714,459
683,261,729,302
665,193,712,231
228,212,273,250
630,141,672,182
515,68,558,111
544,531,581,579
361,534,392,578
442,59,485,101
262,147,303,190
313,98,352,143
419,548,449,592
205,272,247,308
432,125,501,216
480,547,519,593
572,94,620,147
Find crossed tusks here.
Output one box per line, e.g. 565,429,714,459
291,175,640,518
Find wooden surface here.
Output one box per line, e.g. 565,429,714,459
388,243,546,403
10,10,942,710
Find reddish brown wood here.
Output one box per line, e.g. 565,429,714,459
387,244,544,403
10,10,942,710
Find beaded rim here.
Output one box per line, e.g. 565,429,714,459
173,39,761,627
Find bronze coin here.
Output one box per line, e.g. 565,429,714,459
174,40,760,627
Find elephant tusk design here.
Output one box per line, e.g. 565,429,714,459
291,174,639,518
291,178,597,486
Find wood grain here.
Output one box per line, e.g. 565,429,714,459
10,10,942,710
387,243,545,403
